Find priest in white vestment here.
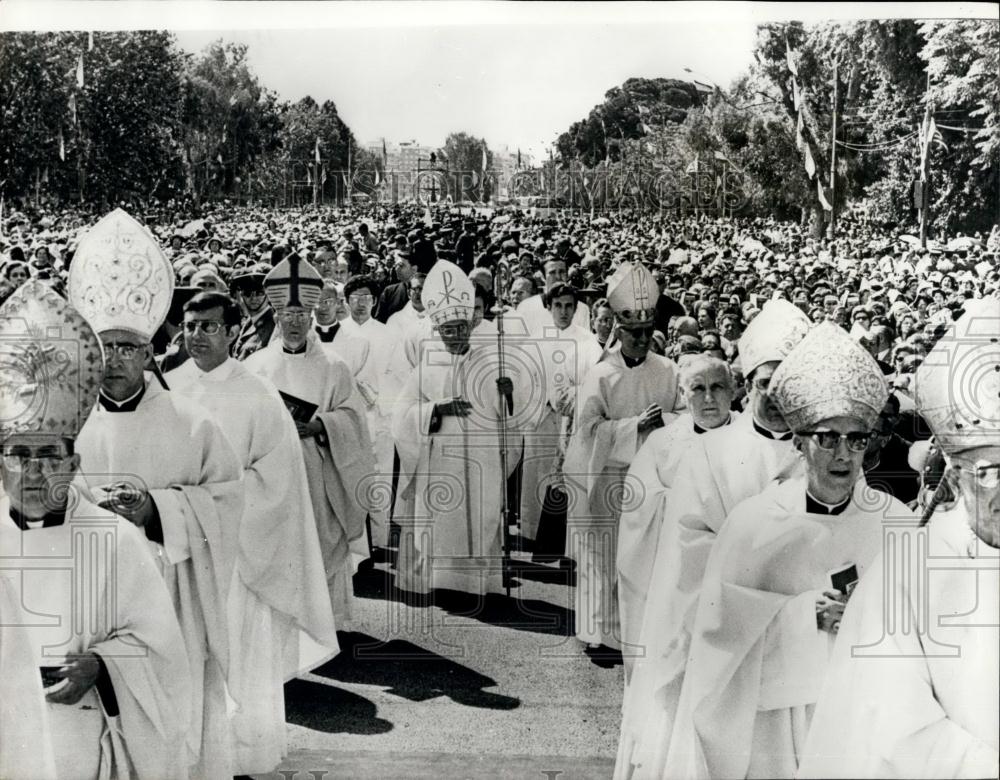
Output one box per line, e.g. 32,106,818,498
612,299,812,779
387,272,436,370
340,275,409,548
664,323,910,780
392,260,522,596
245,254,376,625
0,280,190,780
516,255,590,334
518,283,602,542
563,261,684,653
616,354,737,671
799,299,1000,780
166,290,340,775
0,572,57,780
69,209,244,780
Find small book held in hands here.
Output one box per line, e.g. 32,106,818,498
279,391,318,423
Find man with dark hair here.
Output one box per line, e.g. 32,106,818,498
374,250,414,323
166,290,338,776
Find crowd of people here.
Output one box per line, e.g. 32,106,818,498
0,197,997,780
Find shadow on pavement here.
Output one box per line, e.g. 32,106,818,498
283,678,394,735
431,588,574,637
313,631,521,711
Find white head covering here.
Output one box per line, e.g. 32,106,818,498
737,299,811,377
68,208,174,340
0,280,104,439
770,322,888,432
607,261,657,326
263,253,323,311
915,298,1000,454
422,260,474,326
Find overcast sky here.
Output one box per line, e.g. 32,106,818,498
6,2,993,161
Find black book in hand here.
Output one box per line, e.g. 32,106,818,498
279,390,318,423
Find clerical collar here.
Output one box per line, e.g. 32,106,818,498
806,491,851,516
693,413,732,435
621,352,646,369
753,418,793,441
283,342,308,355
315,322,340,342
9,505,67,530
98,383,146,413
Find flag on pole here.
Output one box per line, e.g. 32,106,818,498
786,39,798,76
307,167,312,185
817,178,833,210
68,93,77,125
59,128,65,161
791,76,801,111
216,152,223,165
76,54,84,88
321,166,327,185
796,112,805,151
713,150,729,162
637,104,650,116
803,144,816,178
517,148,522,169
641,122,654,135
374,169,380,186
481,144,488,173
314,138,321,164
0,197,5,238
382,138,388,166
88,31,94,51
685,155,700,174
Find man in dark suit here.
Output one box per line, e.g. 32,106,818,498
230,266,275,360
374,249,416,323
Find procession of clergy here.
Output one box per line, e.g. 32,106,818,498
0,206,997,780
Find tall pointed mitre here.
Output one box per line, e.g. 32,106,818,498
422,260,474,326
915,298,1000,454
770,321,888,432
607,261,656,326
0,281,104,439
263,253,323,311
738,299,812,377
68,208,174,340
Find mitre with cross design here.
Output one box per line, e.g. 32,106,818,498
737,298,812,378
263,253,324,312
0,280,104,439
607,261,657,326
68,208,174,340
422,260,474,327
915,297,1000,454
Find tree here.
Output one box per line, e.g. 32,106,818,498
441,132,491,202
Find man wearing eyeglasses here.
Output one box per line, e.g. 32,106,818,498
563,261,684,659
70,208,244,780
244,255,376,627
386,271,435,369
666,323,907,780
0,280,190,780
165,291,338,776
801,300,999,780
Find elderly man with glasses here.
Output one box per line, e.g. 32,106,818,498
231,265,275,361
68,209,244,780
0,280,190,780
801,299,999,780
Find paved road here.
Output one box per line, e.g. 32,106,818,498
260,549,623,779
